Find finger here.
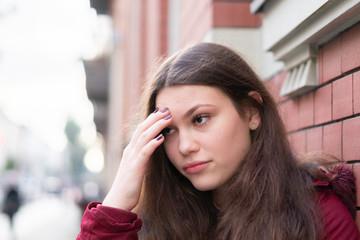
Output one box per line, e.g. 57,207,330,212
104,135,165,211
136,133,165,167
129,108,170,147
133,114,172,153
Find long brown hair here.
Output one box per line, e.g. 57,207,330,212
138,42,323,239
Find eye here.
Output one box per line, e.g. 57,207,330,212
161,127,175,135
192,115,209,126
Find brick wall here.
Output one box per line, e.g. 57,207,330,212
178,0,261,47
212,0,262,28
265,21,360,228
179,0,213,47
106,0,169,185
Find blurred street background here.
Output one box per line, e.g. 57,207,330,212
0,0,111,239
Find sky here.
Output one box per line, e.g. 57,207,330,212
0,0,101,152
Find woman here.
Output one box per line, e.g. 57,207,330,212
77,43,360,239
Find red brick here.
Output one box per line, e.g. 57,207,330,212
322,36,342,82
288,130,306,156
279,102,287,129
342,23,360,73
298,92,314,129
354,71,360,114
180,0,212,46
332,75,353,120
323,122,342,159
343,116,360,161
280,99,299,132
318,47,324,85
265,71,287,103
306,127,323,153
314,84,332,125
265,77,277,102
353,164,360,207
213,2,262,28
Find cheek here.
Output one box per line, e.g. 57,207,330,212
232,129,251,153
163,140,178,166
232,130,252,160
215,122,249,143
214,124,251,157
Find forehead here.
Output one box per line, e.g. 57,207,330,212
155,85,230,109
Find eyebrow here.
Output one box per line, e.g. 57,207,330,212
183,104,214,119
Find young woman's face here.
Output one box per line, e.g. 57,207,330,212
156,85,259,201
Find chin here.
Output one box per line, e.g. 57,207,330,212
191,181,217,192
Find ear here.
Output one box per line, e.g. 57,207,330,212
247,91,262,130
248,91,263,105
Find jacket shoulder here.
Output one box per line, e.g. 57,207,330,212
314,164,356,219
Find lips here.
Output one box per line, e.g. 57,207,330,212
183,161,210,174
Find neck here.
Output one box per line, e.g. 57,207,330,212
212,187,226,208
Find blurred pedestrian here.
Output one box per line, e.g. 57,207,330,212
2,186,21,228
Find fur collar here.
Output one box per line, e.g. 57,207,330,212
314,164,356,219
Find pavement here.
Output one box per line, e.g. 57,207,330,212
0,196,82,240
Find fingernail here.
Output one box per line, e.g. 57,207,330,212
155,134,163,141
161,108,169,113
153,107,159,113
163,114,171,120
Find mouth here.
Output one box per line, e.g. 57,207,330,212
183,161,211,174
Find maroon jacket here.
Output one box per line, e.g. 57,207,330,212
314,164,360,240
77,165,360,240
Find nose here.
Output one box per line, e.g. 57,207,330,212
178,130,200,156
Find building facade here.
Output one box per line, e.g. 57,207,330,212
88,0,360,228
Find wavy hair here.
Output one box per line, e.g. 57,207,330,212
138,42,323,239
